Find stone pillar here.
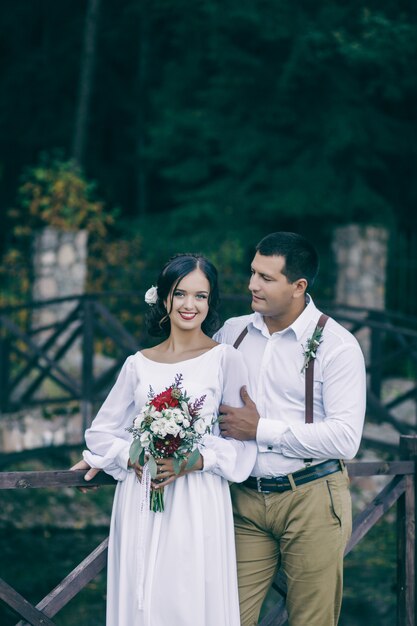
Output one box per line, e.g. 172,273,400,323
332,224,389,364
332,224,388,310
32,228,88,304
31,227,88,365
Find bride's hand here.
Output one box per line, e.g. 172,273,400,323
152,454,204,489
128,458,144,481
70,459,100,493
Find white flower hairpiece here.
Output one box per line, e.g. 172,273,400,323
144,285,158,306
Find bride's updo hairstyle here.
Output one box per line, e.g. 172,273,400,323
146,253,220,338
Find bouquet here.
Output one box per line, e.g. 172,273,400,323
127,373,209,512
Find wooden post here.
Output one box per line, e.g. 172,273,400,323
0,332,10,413
81,298,94,433
369,310,383,399
397,435,417,626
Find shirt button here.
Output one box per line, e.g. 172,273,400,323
267,445,273,451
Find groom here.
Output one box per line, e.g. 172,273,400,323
215,231,366,626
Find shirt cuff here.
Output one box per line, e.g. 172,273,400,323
256,418,290,453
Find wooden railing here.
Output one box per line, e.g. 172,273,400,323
0,435,416,626
1,294,417,446
0,293,144,430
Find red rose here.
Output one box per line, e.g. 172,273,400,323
151,387,180,411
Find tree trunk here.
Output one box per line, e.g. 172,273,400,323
135,2,150,217
71,0,101,166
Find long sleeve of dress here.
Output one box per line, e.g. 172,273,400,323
83,356,137,481
200,346,257,482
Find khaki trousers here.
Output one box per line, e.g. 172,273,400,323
231,468,352,626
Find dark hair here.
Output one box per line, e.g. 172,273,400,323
146,253,220,337
256,232,319,288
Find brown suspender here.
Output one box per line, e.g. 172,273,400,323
233,326,249,350
232,313,329,425
304,313,329,423
302,313,328,463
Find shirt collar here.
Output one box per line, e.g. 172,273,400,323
289,295,320,340
251,312,271,339
249,295,321,341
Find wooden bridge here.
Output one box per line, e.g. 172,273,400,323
0,436,415,625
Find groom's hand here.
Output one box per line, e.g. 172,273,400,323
219,386,259,440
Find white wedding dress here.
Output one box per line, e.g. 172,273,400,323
83,344,257,626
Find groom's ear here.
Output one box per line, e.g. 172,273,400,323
293,278,307,299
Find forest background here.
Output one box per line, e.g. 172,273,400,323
0,0,416,314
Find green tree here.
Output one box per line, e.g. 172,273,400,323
0,1,416,304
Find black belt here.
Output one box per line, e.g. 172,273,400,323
243,459,344,493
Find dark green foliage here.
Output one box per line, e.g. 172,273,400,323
0,1,416,304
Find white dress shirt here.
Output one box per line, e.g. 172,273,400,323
214,297,366,477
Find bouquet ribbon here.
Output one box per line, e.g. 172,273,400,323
137,463,151,610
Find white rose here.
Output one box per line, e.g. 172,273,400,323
150,419,165,436
134,414,144,429
182,418,190,428
153,419,167,437
170,408,184,423
144,285,158,305
165,419,181,436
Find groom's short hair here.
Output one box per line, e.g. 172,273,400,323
256,232,319,289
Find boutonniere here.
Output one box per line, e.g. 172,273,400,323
301,325,324,372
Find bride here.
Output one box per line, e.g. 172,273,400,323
75,253,257,626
